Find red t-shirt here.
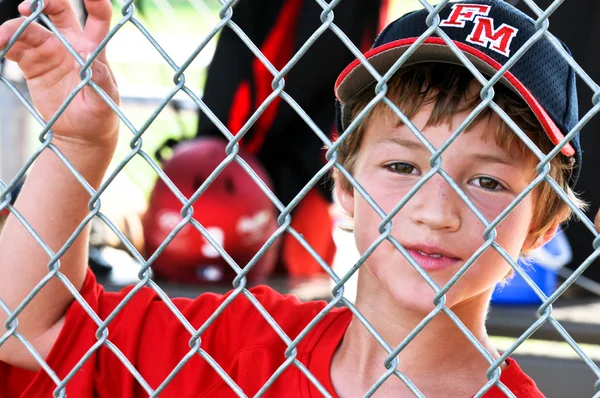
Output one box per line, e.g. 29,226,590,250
1,270,544,397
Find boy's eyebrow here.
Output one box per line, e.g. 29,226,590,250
471,153,515,167
377,136,517,167
376,136,427,151
378,136,516,166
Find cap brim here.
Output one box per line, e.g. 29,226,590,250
335,37,574,157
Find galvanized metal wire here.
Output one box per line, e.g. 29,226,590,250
1,0,599,396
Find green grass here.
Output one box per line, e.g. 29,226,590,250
112,104,199,196
105,1,222,196
114,62,206,88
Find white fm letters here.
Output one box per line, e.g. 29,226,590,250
440,4,518,57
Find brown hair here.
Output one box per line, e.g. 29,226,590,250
334,63,585,244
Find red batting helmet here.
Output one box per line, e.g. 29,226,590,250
143,137,281,284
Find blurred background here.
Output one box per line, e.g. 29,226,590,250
2,0,600,396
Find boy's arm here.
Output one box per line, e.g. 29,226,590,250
0,0,119,370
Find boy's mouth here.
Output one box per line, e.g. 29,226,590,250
403,244,461,272
416,250,442,258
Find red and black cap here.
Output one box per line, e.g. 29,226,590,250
335,0,581,187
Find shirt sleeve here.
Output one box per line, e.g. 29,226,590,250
14,268,323,397
0,360,36,396
17,268,237,396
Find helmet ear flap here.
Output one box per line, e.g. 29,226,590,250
142,137,281,284
192,176,206,192
224,177,235,194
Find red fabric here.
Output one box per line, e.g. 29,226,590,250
228,80,252,137
244,0,303,155
1,270,543,397
477,358,544,397
282,188,336,277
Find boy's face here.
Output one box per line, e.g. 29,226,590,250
337,100,553,313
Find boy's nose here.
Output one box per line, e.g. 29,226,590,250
408,175,461,232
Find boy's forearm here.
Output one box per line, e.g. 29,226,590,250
0,137,115,367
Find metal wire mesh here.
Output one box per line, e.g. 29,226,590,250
1,0,600,396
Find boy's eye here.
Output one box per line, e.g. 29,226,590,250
471,176,504,191
387,162,418,174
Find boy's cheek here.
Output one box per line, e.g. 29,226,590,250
352,209,390,253
489,214,531,259
469,194,515,224
362,184,414,215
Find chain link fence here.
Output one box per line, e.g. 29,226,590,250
1,0,600,396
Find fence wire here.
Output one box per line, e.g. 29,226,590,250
1,0,600,397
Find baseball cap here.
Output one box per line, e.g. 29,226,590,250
334,0,581,187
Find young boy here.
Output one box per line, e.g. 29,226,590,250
0,0,588,396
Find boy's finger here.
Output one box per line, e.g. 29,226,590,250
19,0,82,33
82,58,119,106
82,0,113,45
594,209,600,233
0,19,51,60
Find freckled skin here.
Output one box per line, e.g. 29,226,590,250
330,98,563,397
337,101,553,315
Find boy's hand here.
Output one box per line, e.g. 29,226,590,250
0,0,119,148
0,0,120,370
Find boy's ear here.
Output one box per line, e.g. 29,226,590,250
524,222,560,252
334,181,355,217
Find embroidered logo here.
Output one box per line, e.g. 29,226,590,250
440,4,518,57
